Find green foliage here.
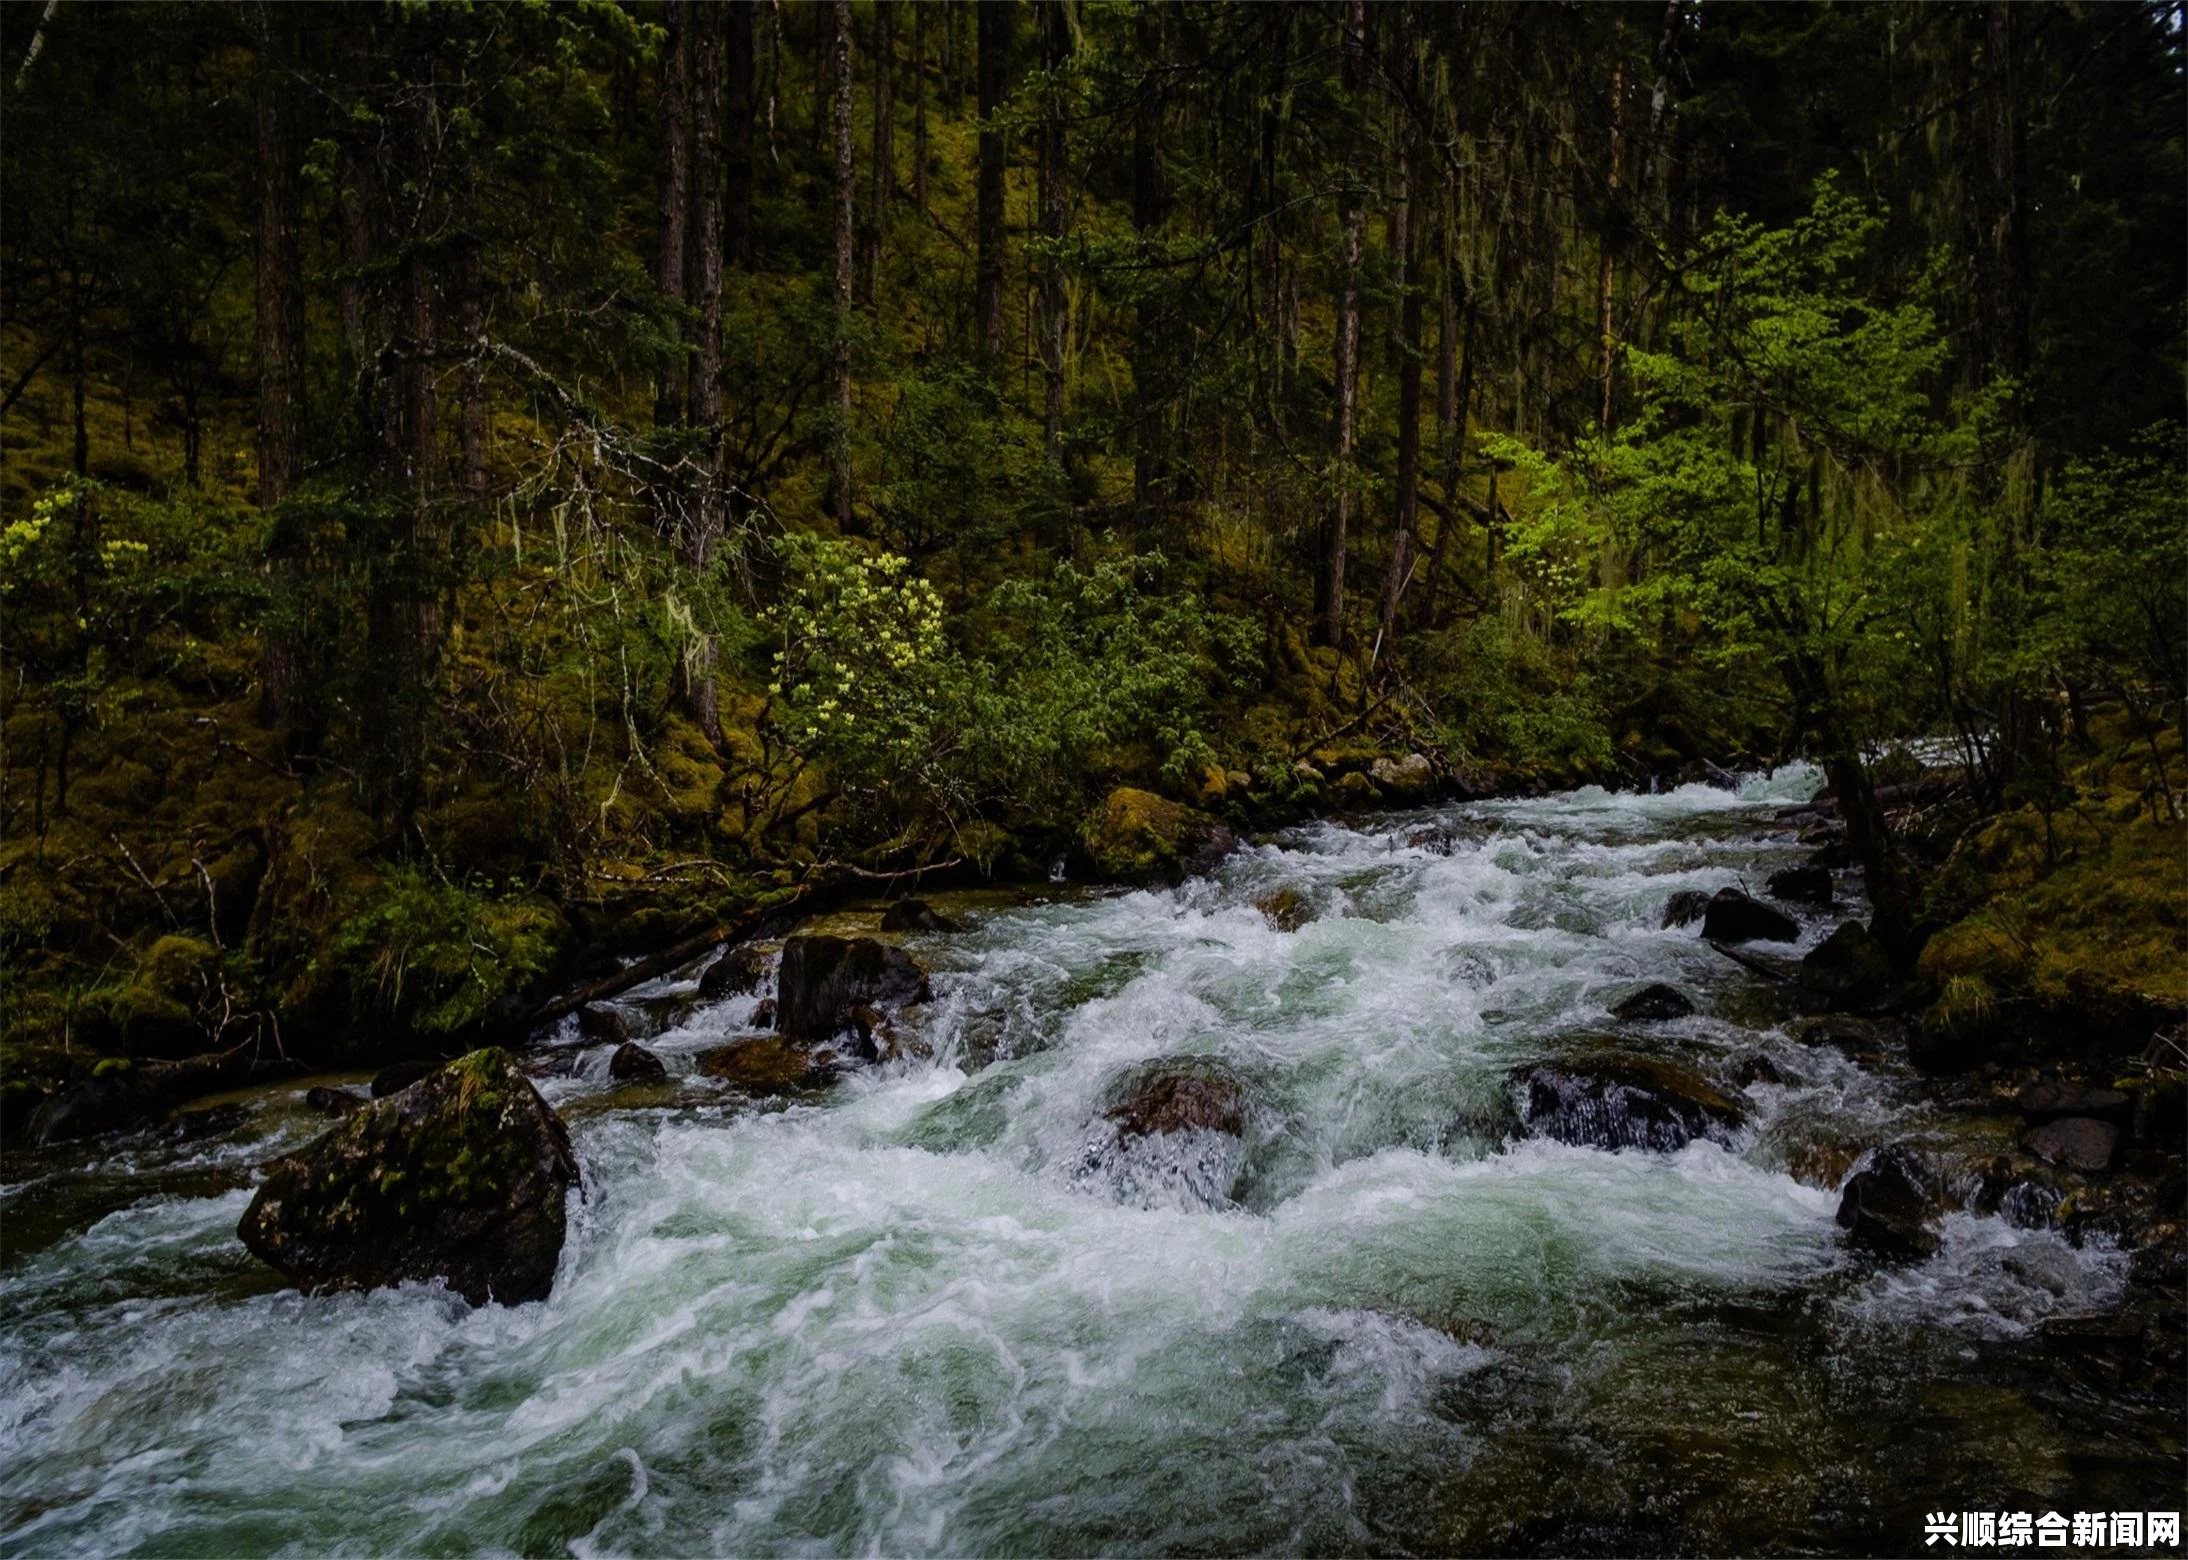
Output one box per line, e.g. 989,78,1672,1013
323,868,564,1036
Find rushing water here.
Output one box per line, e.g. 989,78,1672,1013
1,774,2168,1556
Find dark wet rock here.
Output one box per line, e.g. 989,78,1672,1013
521,1050,579,1080
1972,1160,2067,1230
1077,1059,1254,1210
1728,1052,1786,1089
370,1058,441,1099
304,1085,365,1117
1700,888,1798,944
751,997,778,1029
576,1004,630,1045
1254,887,1313,932
697,1036,836,1095
1102,1062,1248,1141
698,943,771,1000
608,1042,667,1082
237,1049,578,1307
27,1052,305,1146
1660,890,1712,928
2017,1080,2132,1132
879,899,963,933
1797,920,1895,1009
1785,1013,1900,1054
776,935,931,1040
1765,865,1834,905
1836,1144,1942,1262
1509,1054,1747,1154
2024,1117,2119,1174
1610,983,1695,1023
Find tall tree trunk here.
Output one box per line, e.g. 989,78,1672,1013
458,236,486,495
1596,16,1627,436
911,0,929,212
1317,0,1366,651
656,0,690,429
252,2,304,510
829,0,855,527
1038,0,1069,462
867,0,892,303
974,0,1010,364
688,0,726,741
1130,3,1167,525
1420,242,1476,630
726,0,756,270
1375,159,1426,669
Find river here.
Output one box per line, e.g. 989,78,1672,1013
1,772,2171,1555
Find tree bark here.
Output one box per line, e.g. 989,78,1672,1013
656,0,691,429
252,2,304,510
867,0,892,303
1317,0,1366,651
1038,0,1070,463
974,0,1010,364
829,0,855,527
725,0,756,270
1596,15,1627,436
911,0,929,212
1131,3,1167,525
688,0,726,741
1375,158,1426,669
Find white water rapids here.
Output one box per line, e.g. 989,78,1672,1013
0,773,2145,1555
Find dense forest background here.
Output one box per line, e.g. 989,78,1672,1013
2,0,2181,1100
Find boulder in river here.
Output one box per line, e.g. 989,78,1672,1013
879,899,963,933
237,1048,579,1307
1835,1144,1941,1262
2024,1116,2119,1174
1660,889,1712,928
1610,983,1695,1023
776,935,931,1040
698,943,771,1000
1797,920,1895,1009
576,1004,630,1044
1369,752,1435,799
1700,888,1799,943
1509,1053,1747,1153
1077,1059,1253,1210
1254,886,1314,932
697,1036,837,1095
2017,1080,2132,1132
608,1042,668,1082
1078,786,1238,883
1765,865,1834,905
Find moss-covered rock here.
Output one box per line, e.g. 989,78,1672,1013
236,1048,578,1307
697,1036,836,1094
1078,786,1235,883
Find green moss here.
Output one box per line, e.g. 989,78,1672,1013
1080,786,1198,881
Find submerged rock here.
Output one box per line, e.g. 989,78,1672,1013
698,943,771,1000
1254,886,1314,932
1610,983,1695,1023
1728,1052,1786,1088
1835,1144,1941,1262
775,935,930,1040
237,1048,578,1307
608,1042,668,1082
1076,1060,1253,1210
878,899,963,933
1700,888,1798,943
304,1085,364,1117
697,1036,836,1095
1660,889,1712,928
1765,865,1834,905
2024,1116,2119,1174
1509,1054,1747,1153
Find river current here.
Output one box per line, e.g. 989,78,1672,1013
0,773,2167,1555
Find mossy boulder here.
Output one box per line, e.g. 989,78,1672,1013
1078,786,1236,884
236,1048,578,1307
697,1036,837,1094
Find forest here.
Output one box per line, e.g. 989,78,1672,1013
0,4,2184,1550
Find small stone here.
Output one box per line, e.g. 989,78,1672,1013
1765,865,1834,905
751,997,778,1028
1836,1144,1941,1262
1728,1052,1785,1088
2024,1116,2119,1174
697,1037,835,1095
1610,983,1695,1023
698,944,771,1000
608,1042,667,1082
304,1085,364,1117
1700,888,1799,943
1254,887,1313,932
879,899,963,933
